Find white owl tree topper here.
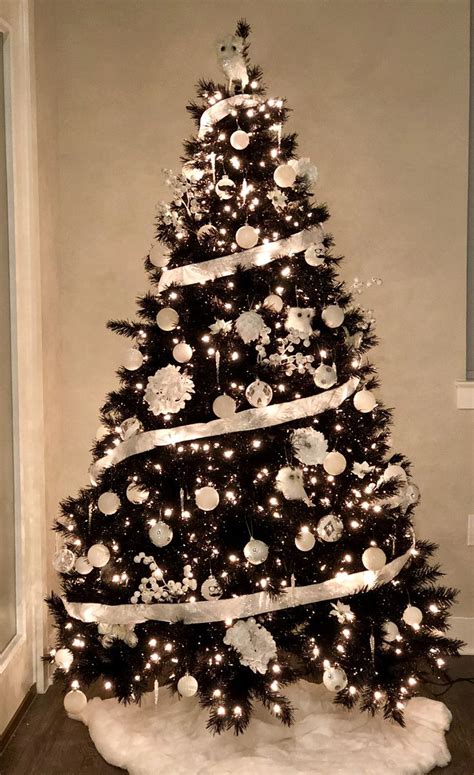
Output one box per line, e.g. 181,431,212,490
50,17,460,739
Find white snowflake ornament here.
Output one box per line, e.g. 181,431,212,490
291,427,328,465
223,618,277,674
144,365,194,416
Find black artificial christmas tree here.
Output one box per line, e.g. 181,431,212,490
48,20,461,735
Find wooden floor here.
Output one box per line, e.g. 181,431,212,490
1,657,473,774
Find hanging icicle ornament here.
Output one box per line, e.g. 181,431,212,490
126,483,149,505
285,307,315,338
195,486,219,511
236,224,259,249
244,538,269,565
156,307,179,331
316,514,344,542
291,427,328,465
87,544,111,568
52,546,76,573
172,342,193,363
212,394,236,418
98,491,120,515
148,521,173,547
323,451,347,476
123,348,143,371
323,666,348,692
200,575,223,601
215,174,235,199
230,129,250,150
321,304,345,329
295,527,316,552
144,365,194,416
362,547,387,571
314,363,337,389
276,466,311,504
273,164,296,188
223,618,277,674
119,417,143,441
245,379,273,408
177,673,199,697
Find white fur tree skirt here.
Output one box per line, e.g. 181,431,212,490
76,680,452,775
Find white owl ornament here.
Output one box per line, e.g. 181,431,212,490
276,466,311,505
285,307,315,338
216,35,249,93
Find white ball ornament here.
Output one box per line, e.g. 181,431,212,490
323,451,347,476
149,521,173,548
321,304,345,328
98,491,120,515
314,364,337,390
119,417,143,440
215,175,236,199
323,666,348,693
177,674,198,697
201,575,223,601
230,129,250,150
362,547,386,571
156,307,179,331
64,689,87,716
75,556,93,575
382,621,400,642
402,605,423,627
263,294,284,313
245,379,273,408
148,242,170,268
54,648,74,670
87,544,111,568
295,528,316,552
212,394,236,418
383,464,407,482
236,225,258,249
353,390,377,413
126,483,149,505
172,342,193,363
316,514,344,542
244,538,269,565
123,348,143,371
273,164,296,188
52,547,76,573
195,486,219,511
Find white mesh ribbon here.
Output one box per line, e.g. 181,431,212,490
94,377,359,474
198,95,261,138
158,227,319,291
62,545,413,626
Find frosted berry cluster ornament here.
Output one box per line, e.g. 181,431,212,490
354,389,377,413
144,365,194,415
323,451,347,476
285,307,315,338
215,175,235,199
291,427,328,465
52,546,75,573
295,527,315,552
195,486,219,511
244,538,268,565
177,673,198,697
148,241,170,268
276,466,310,503
148,520,173,547
123,348,143,371
87,544,110,568
156,307,179,331
119,416,143,440
321,304,344,328
323,666,348,692
230,129,250,150
273,164,296,188
212,394,236,418
362,547,386,571
316,514,343,542
245,379,273,407
98,491,120,515
173,342,193,363
314,363,337,389
236,224,258,249
201,575,223,600
126,482,149,505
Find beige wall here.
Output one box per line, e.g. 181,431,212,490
35,0,473,632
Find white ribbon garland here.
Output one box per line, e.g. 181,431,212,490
198,95,261,139
158,227,319,292
94,377,359,474
61,545,413,626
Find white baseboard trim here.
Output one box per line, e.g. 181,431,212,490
450,617,474,654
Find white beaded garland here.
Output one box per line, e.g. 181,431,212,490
244,538,269,565
353,390,377,413
323,451,347,476
64,689,87,716
126,483,149,504
323,666,348,693
263,294,284,313
195,486,219,511
172,342,193,363
156,307,179,331
177,674,198,697
54,648,74,670
87,544,111,568
212,394,236,418
295,528,316,552
230,130,250,150
321,304,345,328
236,225,259,249
75,556,93,575
148,521,173,547
402,605,423,627
123,348,143,371
362,547,386,571
273,164,296,188
98,491,120,515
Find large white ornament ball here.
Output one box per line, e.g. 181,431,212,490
245,379,273,408
64,689,87,716
149,521,173,547
353,390,377,413
321,305,345,328
382,621,400,642
273,164,296,188
236,225,259,249
52,547,76,573
215,175,235,200
323,666,348,693
383,464,407,482
120,416,143,441
402,605,423,627
148,242,170,268
195,486,219,511
87,544,111,568
244,538,269,565
123,348,143,371
201,575,223,601
295,528,316,552
173,342,193,363
323,451,347,476
362,547,386,571
314,364,337,390
126,483,149,505
177,674,198,697
98,491,120,515
263,294,284,313
230,129,250,150
75,556,93,575
156,307,179,331
212,394,236,418
316,514,344,542
54,648,74,670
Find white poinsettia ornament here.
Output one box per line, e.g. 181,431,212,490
267,188,287,211
291,427,328,465
235,311,270,344
144,365,194,415
330,601,354,624
209,318,233,335
352,461,375,479
223,618,277,674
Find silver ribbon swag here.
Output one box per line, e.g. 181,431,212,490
198,95,261,138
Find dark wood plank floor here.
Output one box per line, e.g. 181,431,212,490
1,657,473,774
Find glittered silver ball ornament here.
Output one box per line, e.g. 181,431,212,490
244,538,269,565
215,175,236,199
52,547,76,573
321,304,345,328
201,575,223,601
177,674,198,697
212,394,236,418
195,486,219,511
98,491,120,515
295,528,316,552
273,164,296,188
87,544,111,568
230,129,250,150
120,417,143,441
245,379,273,408
75,556,93,575
148,241,170,269
402,605,423,627
54,648,74,670
126,483,149,505
314,364,337,390
353,390,377,413
323,666,348,692
362,547,386,571
316,514,344,542
263,294,284,313
149,521,173,548
123,348,143,371
172,342,193,363
323,451,347,476
236,225,258,249
64,689,87,716
156,307,179,331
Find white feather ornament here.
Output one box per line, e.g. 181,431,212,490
276,466,311,504
285,307,315,338
223,618,276,674
144,365,194,416
291,427,328,466
235,311,268,344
